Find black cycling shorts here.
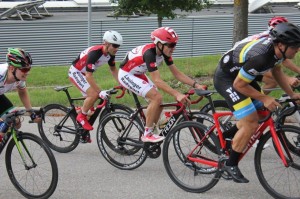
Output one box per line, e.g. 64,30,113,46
0,95,13,116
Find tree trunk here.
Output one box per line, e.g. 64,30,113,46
233,0,248,45
157,16,163,28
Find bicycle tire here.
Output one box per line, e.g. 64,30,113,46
98,103,133,123
38,103,80,153
276,107,300,159
254,126,300,199
97,112,147,170
177,112,219,154
163,121,221,193
5,133,58,199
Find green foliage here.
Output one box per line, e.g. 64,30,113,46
111,0,212,26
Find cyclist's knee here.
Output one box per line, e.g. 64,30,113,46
146,90,162,104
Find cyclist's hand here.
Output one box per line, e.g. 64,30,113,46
175,93,191,106
99,90,109,100
195,84,207,90
261,96,281,112
291,93,300,104
288,77,300,87
29,110,42,123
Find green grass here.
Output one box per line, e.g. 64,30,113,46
6,54,300,109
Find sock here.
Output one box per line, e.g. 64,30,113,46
144,127,153,136
223,124,238,139
226,149,241,166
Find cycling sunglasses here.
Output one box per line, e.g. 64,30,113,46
165,42,177,48
111,44,120,48
18,67,31,73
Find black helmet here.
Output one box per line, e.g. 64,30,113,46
270,22,300,47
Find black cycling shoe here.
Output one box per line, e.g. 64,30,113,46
222,163,249,183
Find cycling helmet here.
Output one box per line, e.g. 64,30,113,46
103,30,123,45
6,48,32,68
151,27,179,44
268,16,288,30
269,22,300,47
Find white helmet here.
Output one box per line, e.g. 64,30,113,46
103,30,123,45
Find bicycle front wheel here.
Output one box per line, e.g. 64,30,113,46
38,103,80,153
97,112,147,170
5,133,58,199
163,121,221,193
255,126,300,199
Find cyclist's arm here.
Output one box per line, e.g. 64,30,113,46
282,59,300,74
17,87,33,111
272,66,294,97
109,65,119,83
168,64,204,89
149,70,181,97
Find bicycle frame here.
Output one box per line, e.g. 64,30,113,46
52,86,123,134
187,109,290,168
0,117,36,168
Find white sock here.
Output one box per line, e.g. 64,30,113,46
144,127,153,136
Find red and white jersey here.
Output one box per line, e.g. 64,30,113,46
120,43,173,75
72,45,116,73
0,63,26,95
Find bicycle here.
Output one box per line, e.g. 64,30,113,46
38,85,132,153
96,89,223,170
1,110,58,199
163,89,300,199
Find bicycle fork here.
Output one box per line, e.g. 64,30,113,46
12,131,37,170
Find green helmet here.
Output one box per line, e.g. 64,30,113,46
6,48,32,68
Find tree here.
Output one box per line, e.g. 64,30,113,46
111,0,212,27
233,0,249,45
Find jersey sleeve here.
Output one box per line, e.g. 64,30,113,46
143,49,158,72
238,54,271,83
163,54,174,66
108,55,116,67
16,81,26,89
86,49,102,73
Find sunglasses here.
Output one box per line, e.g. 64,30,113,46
165,43,177,48
18,67,31,73
111,44,120,48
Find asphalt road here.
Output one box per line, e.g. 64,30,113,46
0,117,272,199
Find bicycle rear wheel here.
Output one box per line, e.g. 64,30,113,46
163,121,221,193
98,103,133,123
5,133,58,199
38,103,80,153
97,112,147,170
254,126,300,199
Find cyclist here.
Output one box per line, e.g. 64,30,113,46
234,16,300,94
68,30,123,132
214,22,300,183
118,27,205,143
0,48,40,140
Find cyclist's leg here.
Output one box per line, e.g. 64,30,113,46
214,69,259,183
118,70,164,143
69,66,96,131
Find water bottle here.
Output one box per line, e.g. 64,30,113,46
158,111,172,129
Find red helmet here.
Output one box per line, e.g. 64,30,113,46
151,27,179,44
268,16,288,30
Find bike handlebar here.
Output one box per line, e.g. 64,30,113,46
113,85,126,99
